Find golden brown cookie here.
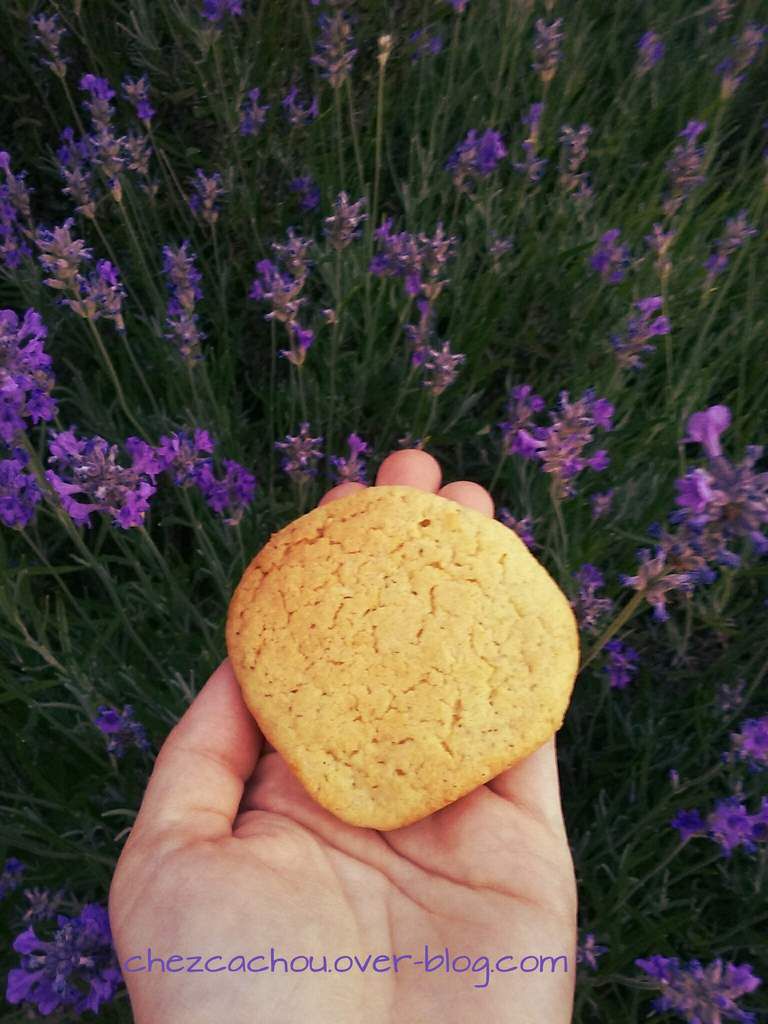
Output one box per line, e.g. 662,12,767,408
226,485,579,830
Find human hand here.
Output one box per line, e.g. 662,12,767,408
109,449,577,1024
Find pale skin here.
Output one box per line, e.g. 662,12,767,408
109,449,577,1024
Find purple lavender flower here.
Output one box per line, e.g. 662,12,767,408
162,242,206,364
671,809,706,841
330,433,369,484
123,133,153,180
577,933,608,970
572,564,614,632
239,87,269,136
6,903,122,1016
646,223,676,285
122,75,155,123
675,405,768,564
0,450,42,528
446,0,469,11
591,490,614,520
0,156,32,269
636,31,665,75
79,74,116,132
154,429,216,485
612,296,671,371
603,638,639,689
533,18,563,83
718,23,766,99
67,260,127,331
22,889,65,924
664,121,707,217
188,169,224,226
311,9,357,88
281,86,319,128
403,299,437,367
408,28,444,61
370,220,457,302
324,192,367,250
272,228,313,279
0,308,57,444
590,228,630,284
513,103,547,183
289,175,321,212
0,151,32,222
279,322,315,366
56,128,97,220
559,124,593,203
275,422,324,483
498,509,537,549
621,547,697,622
446,129,507,191
515,389,614,499
704,210,757,286
684,405,731,459
250,258,306,324
421,340,466,395
730,716,768,772
499,384,546,455
30,12,68,77
636,954,761,1022
201,0,243,23
46,428,159,529
194,459,257,525
0,858,25,900
708,796,762,855
35,219,92,292
94,705,151,756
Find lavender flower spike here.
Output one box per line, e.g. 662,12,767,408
704,210,757,287
533,18,563,83
446,129,507,192
330,433,369,484
30,12,68,78
6,903,121,1016
94,705,151,757
202,0,243,23
636,31,665,75
122,75,155,123
311,8,357,89
718,23,766,99
611,296,670,371
274,422,324,483
603,639,639,689
282,86,319,128
188,169,225,226
0,450,43,528
162,242,206,365
636,954,761,1024
0,307,58,444
663,120,707,217
324,192,367,250
590,228,630,284
239,87,269,136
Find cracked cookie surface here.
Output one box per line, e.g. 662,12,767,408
226,485,579,830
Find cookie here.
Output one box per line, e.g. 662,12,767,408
226,485,579,830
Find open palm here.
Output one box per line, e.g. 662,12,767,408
109,450,577,1024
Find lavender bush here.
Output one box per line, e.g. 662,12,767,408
0,0,766,1020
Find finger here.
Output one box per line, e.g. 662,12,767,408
486,736,566,834
438,480,494,518
317,481,367,507
129,659,261,845
375,449,442,491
